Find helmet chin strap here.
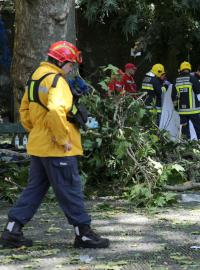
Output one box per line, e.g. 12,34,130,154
59,61,69,68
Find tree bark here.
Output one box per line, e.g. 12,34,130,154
12,0,76,120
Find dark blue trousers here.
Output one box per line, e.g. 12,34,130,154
181,114,200,139
8,156,91,226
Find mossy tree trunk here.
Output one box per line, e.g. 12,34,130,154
12,0,76,121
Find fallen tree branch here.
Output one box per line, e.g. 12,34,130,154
164,181,200,191
113,99,121,122
0,149,28,159
127,147,153,185
3,177,23,190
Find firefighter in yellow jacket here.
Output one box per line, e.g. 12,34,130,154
0,41,109,249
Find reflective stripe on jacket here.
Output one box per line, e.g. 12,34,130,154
20,61,83,157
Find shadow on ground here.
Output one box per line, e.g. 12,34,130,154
0,199,200,270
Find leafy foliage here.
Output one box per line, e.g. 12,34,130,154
77,0,200,70
1,66,200,207
0,0,15,13
79,66,200,207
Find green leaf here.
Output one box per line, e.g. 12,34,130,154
171,164,185,172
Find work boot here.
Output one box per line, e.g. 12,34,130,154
74,225,110,248
0,221,33,248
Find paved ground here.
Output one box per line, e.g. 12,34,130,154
0,198,200,270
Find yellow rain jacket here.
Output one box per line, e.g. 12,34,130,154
19,61,83,157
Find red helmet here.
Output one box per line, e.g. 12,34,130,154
125,63,137,70
48,41,82,64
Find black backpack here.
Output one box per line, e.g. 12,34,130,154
27,72,88,130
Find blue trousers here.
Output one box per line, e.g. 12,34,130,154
8,156,91,226
180,114,200,139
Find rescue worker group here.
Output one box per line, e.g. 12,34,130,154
109,61,200,140
0,40,199,250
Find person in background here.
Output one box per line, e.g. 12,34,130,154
141,63,167,124
172,61,200,139
193,65,200,82
0,40,110,249
107,69,124,96
122,63,137,98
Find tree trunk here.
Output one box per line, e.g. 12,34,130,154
12,0,76,121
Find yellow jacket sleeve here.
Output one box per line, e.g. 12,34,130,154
19,90,33,132
44,77,73,145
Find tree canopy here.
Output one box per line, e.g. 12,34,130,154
77,0,200,75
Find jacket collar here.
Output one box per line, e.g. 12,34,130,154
146,71,155,77
40,61,65,76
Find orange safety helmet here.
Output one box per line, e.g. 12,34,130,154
48,41,82,64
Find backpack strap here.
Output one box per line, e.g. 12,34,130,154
27,72,61,110
26,71,89,130
51,73,62,88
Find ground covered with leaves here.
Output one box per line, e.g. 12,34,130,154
0,199,200,270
